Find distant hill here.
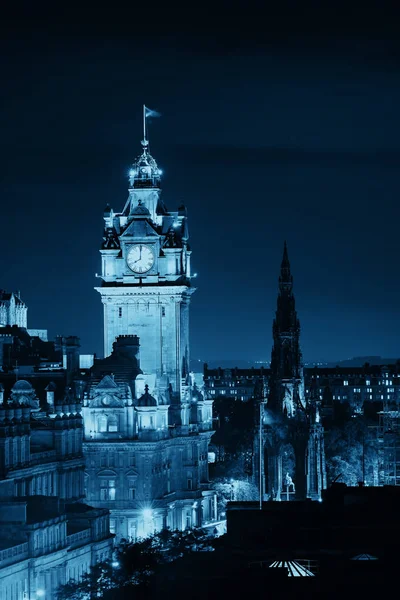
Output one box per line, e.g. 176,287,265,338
326,356,400,367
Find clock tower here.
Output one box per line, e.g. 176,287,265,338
84,110,217,540
95,130,193,403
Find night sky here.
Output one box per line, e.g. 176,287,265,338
1,2,400,364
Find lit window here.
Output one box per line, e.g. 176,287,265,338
110,519,116,534
100,480,116,501
370,395,373,400
366,380,370,386
343,381,348,386
381,395,384,400
108,416,118,432
98,415,107,433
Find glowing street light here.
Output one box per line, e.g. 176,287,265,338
142,508,153,520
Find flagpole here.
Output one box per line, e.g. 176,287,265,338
143,104,146,143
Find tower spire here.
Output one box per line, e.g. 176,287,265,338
279,240,293,290
268,242,302,412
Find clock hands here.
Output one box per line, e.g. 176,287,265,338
133,246,143,264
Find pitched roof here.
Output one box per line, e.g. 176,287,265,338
120,218,158,239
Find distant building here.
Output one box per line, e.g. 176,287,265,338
205,362,400,413
0,291,28,329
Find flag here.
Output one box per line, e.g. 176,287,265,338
145,106,161,118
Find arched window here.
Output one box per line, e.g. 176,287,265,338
108,416,118,432
98,415,107,433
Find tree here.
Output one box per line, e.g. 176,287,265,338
325,416,380,486
57,562,116,600
57,529,214,599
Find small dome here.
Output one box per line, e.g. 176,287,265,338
137,384,157,407
12,380,33,392
128,142,161,188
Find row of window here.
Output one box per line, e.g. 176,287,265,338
333,394,394,401
98,415,119,433
99,476,193,501
97,452,136,468
118,306,167,317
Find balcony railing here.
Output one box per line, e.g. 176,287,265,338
29,449,57,465
66,528,91,548
0,542,29,567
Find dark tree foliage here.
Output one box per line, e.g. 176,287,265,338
331,400,352,428
57,528,213,599
324,415,379,487
57,562,116,600
211,395,256,473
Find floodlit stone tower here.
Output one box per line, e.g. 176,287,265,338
83,108,216,540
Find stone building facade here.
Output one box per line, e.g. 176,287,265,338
83,128,217,541
0,379,113,599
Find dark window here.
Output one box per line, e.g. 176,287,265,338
118,307,122,318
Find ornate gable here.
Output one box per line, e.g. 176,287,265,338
89,376,126,408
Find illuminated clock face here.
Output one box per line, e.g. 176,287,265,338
102,396,110,406
127,244,155,274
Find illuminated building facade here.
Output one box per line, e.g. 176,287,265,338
82,122,217,541
0,380,113,600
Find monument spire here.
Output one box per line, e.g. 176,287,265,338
279,240,293,290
